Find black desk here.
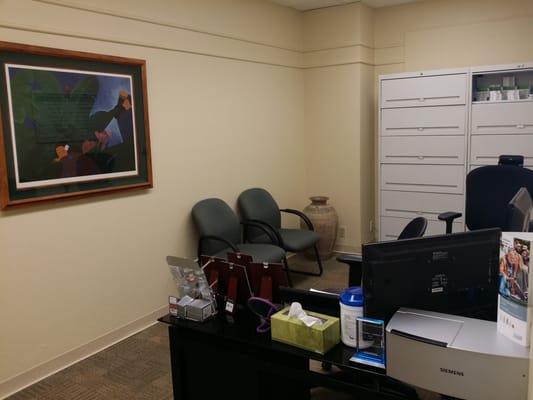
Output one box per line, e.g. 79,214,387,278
159,313,417,400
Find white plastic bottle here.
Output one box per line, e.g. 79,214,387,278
339,286,364,347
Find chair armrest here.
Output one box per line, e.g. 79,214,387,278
336,254,362,265
280,208,314,231
438,211,462,234
198,235,238,260
336,254,362,287
241,220,280,246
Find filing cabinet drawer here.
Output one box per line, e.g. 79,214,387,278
381,106,466,137
381,164,464,194
381,136,465,165
380,216,462,241
471,102,533,135
381,74,467,108
380,191,464,222
470,135,533,166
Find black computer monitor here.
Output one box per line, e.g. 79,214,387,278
505,187,532,232
362,228,501,323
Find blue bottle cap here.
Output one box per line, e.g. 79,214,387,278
340,286,363,307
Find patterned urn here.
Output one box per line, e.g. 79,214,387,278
302,196,338,260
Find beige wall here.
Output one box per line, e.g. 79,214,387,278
303,3,376,253
0,0,305,394
301,0,533,251
2,0,533,396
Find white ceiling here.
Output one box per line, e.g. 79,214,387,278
270,0,421,10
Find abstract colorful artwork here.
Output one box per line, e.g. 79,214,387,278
0,42,152,208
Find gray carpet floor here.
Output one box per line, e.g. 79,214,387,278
7,254,350,400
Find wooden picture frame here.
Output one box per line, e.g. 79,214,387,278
0,41,152,209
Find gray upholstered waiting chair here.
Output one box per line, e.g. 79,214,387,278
191,197,287,269
237,188,322,280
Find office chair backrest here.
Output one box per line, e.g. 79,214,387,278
506,187,533,232
191,198,241,255
465,162,533,231
238,188,282,237
397,217,428,240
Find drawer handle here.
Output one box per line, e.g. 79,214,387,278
478,124,516,129
384,155,459,159
385,182,458,188
385,126,460,131
386,95,460,103
385,208,443,217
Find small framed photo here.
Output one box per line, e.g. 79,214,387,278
0,41,152,209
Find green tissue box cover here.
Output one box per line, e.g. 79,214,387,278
271,306,340,354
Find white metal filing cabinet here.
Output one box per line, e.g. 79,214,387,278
378,62,533,241
470,63,533,170
379,69,468,240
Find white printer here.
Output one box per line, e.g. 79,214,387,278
386,308,529,400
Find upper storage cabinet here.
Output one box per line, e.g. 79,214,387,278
381,73,467,108
472,64,533,103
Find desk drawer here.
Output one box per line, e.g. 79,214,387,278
381,136,465,165
380,216,462,241
381,191,464,222
471,102,533,135
470,135,533,166
381,164,464,194
381,106,466,137
381,74,467,108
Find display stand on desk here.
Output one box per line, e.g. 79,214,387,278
227,252,286,303
248,261,286,302
200,255,252,315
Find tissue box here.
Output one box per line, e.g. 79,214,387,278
271,306,340,354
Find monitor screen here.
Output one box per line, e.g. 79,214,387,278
362,228,501,323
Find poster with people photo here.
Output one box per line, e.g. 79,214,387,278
498,232,533,346
499,236,530,304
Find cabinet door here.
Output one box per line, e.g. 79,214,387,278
381,164,464,194
470,135,533,167
380,216,462,241
381,74,467,108
381,136,465,165
381,191,464,222
381,106,466,137
471,102,533,135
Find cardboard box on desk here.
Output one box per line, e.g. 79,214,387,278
271,306,340,354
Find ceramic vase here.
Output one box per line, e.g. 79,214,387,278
302,196,338,260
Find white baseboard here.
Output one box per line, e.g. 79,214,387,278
0,305,168,399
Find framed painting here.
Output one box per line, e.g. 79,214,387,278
0,41,152,209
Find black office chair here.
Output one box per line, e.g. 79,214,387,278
337,216,428,287
237,188,322,281
439,155,533,233
506,187,533,232
191,198,288,272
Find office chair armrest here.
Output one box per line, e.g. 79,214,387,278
336,254,363,287
280,208,315,231
438,211,462,234
336,254,362,265
198,235,238,260
241,220,280,246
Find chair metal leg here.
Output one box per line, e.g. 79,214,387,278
283,245,324,278
283,256,293,287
